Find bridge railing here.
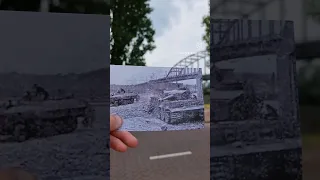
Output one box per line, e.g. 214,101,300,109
166,68,202,78
211,19,285,48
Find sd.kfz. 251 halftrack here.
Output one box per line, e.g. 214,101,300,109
0,99,95,142
147,89,204,124
110,93,140,106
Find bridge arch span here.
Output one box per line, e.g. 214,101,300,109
166,50,209,80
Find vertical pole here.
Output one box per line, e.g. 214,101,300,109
260,0,266,20
237,20,240,42
248,20,252,38
241,20,243,40
279,0,286,21
301,0,307,41
259,19,262,37
269,20,275,35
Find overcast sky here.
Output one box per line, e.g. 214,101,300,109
145,0,209,69
0,11,109,75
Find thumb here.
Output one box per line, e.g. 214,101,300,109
110,114,123,132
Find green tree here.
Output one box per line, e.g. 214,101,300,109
307,0,320,22
298,64,320,105
202,15,210,53
202,15,210,69
110,0,156,65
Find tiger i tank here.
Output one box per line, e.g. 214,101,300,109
147,88,203,124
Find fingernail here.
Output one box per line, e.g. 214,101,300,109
114,115,123,127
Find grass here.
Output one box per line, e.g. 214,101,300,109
302,133,320,148
302,133,320,180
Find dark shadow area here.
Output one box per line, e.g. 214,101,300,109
0,11,110,180
0,0,109,15
210,19,302,180
210,1,320,180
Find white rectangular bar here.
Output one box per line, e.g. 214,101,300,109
149,151,192,160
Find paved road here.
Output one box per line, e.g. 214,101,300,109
110,124,210,180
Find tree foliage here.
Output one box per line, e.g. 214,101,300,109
0,0,156,66
298,64,320,105
202,15,210,69
110,0,155,65
306,0,320,22
202,15,210,53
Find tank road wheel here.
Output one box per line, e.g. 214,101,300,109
13,124,28,142
124,99,130,105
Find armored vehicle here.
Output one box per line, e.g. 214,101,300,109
147,89,204,124
0,99,95,142
159,99,204,124
110,93,140,106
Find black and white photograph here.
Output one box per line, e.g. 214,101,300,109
210,19,302,180
0,11,109,180
110,65,205,131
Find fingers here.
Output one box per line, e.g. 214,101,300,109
110,114,123,132
111,131,138,148
110,135,127,152
110,115,138,152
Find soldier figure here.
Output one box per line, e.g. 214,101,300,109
82,101,95,128
116,88,126,94
33,84,49,100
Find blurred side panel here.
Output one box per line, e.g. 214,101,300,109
210,17,302,180
0,11,110,180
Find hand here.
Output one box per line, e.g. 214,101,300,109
110,114,138,152
0,167,37,180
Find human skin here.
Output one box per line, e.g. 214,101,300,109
110,114,138,152
0,167,38,180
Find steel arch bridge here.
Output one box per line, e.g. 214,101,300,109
165,50,210,82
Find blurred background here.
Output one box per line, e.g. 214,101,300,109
210,1,320,180
1,0,319,179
